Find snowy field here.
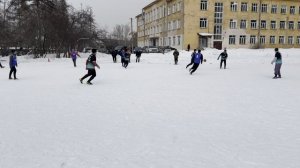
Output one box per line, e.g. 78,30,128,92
0,48,300,168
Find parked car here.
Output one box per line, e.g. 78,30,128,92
133,47,143,54
143,46,159,53
158,46,176,53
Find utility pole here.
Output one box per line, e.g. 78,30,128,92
130,17,133,51
257,0,262,48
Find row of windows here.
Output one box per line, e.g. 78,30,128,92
200,18,300,30
200,0,300,15
143,1,182,24
138,20,181,37
228,35,300,45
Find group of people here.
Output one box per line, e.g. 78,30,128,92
0,47,283,85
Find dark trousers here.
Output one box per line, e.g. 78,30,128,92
72,59,77,67
220,60,226,69
136,56,141,63
174,56,178,64
186,59,193,68
81,69,96,82
274,64,282,77
112,56,117,63
124,60,129,68
190,63,199,74
0,62,3,68
121,57,125,67
9,67,17,79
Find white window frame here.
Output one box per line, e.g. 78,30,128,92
229,35,236,44
288,36,294,44
261,4,268,13
200,0,208,10
200,18,207,28
240,20,247,29
251,20,257,29
250,35,256,44
230,19,237,29
270,36,276,44
252,3,258,12
231,2,238,12
271,5,277,13
241,2,248,12
279,36,285,44
239,35,246,45
271,21,276,29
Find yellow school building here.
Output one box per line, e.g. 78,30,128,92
136,0,300,50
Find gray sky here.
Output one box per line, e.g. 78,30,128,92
67,0,152,31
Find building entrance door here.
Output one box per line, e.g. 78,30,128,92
213,41,222,50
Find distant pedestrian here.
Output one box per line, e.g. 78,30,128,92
173,49,179,65
9,50,18,80
186,49,197,69
70,49,81,67
217,48,228,69
0,60,4,68
111,50,118,63
271,48,282,79
119,48,126,67
123,48,131,68
187,44,190,51
189,50,202,75
80,49,100,85
135,50,142,63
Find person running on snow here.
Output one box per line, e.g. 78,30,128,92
189,49,203,75
135,50,142,63
271,48,282,79
123,48,131,68
70,49,80,67
217,48,228,69
186,49,197,69
80,49,100,85
111,50,118,63
9,50,18,80
173,49,179,65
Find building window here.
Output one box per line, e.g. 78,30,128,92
261,4,268,13
280,21,286,29
290,6,295,14
241,2,248,12
177,20,181,29
168,37,171,45
231,2,237,12
298,22,300,29
271,21,276,29
261,20,266,29
251,20,257,29
240,20,247,29
260,36,266,44
279,36,285,44
250,35,256,44
178,2,182,11
214,3,223,40
288,36,294,44
173,4,176,13
173,20,176,30
230,19,237,29
281,5,287,14
252,3,258,12
271,5,277,13
270,36,276,44
200,0,208,10
239,35,246,45
229,35,236,44
200,18,207,28
177,36,181,45
288,21,294,29
297,36,300,44
173,36,176,45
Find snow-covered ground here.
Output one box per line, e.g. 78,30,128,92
0,48,300,168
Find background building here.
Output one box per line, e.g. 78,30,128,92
136,0,300,50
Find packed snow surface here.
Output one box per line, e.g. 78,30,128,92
0,48,300,168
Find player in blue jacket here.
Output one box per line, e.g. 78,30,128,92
189,50,203,75
9,50,18,80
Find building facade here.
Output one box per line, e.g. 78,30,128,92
136,0,300,50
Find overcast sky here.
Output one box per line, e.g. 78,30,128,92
67,0,152,31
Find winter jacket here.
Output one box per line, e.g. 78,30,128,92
173,50,179,57
218,52,228,60
71,51,78,59
194,53,202,64
9,54,17,68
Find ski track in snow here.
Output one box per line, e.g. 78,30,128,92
0,48,300,168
